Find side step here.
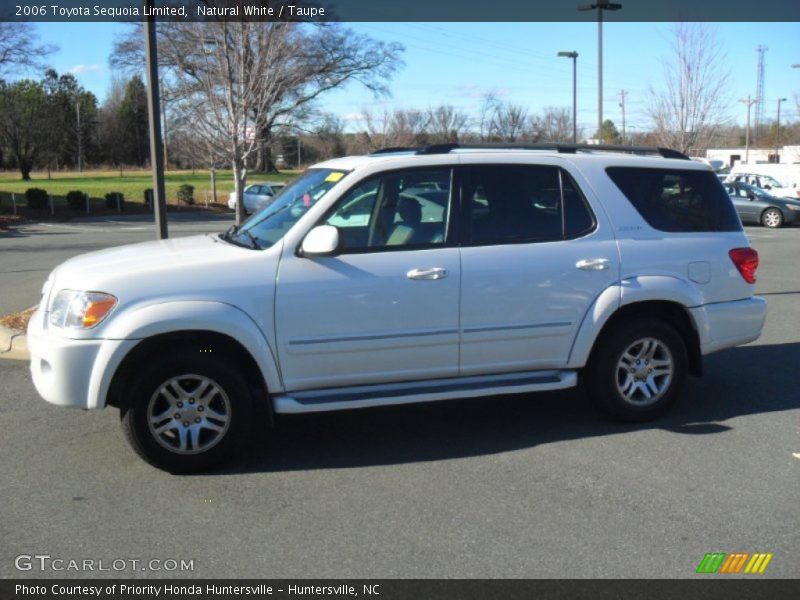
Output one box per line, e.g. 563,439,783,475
272,370,578,414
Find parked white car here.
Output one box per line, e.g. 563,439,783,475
725,167,800,199
28,144,767,472
227,182,285,214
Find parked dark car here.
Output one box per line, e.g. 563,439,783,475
723,181,800,228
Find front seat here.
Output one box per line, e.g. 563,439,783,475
386,197,422,246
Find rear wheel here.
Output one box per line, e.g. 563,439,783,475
120,349,253,473
585,318,688,422
761,208,783,228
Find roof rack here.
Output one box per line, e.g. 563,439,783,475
369,147,420,155
372,143,689,160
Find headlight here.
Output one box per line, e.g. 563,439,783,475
785,204,800,211
49,290,117,329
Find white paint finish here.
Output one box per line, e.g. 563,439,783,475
688,261,712,284
26,148,768,417
300,225,340,256
27,308,134,410
275,246,461,391
459,237,619,374
689,297,767,354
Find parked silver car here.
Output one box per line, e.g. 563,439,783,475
227,182,286,214
724,181,800,228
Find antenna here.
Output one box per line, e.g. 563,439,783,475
754,45,767,143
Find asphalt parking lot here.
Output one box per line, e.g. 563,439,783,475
0,216,798,579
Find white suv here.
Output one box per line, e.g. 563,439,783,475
27,144,767,472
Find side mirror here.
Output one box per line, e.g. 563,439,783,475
747,193,756,201
300,225,340,257
764,185,772,190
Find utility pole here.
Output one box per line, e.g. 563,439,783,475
618,89,627,145
739,95,758,165
75,100,83,173
143,2,168,239
558,51,579,143
297,135,302,168
578,1,622,141
160,77,168,169
775,97,787,162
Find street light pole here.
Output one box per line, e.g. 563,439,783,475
558,51,579,143
578,1,622,142
775,97,787,162
739,95,758,165
143,1,168,240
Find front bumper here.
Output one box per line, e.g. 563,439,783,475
690,296,767,355
783,209,800,225
27,310,133,410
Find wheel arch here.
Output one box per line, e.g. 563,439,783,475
569,280,703,376
106,330,274,424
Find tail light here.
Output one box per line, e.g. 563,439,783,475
729,247,759,284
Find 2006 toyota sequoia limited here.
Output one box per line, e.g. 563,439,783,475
28,144,767,472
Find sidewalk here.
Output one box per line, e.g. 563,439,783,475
0,324,28,360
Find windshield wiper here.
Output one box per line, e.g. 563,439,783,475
219,224,261,250
241,229,262,250
220,224,239,240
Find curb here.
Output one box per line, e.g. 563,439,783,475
0,324,28,361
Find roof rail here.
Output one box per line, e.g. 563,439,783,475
372,143,689,160
368,147,419,155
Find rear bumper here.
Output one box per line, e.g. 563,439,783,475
690,297,767,355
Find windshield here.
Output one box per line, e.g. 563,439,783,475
223,168,349,249
742,184,774,200
762,175,784,188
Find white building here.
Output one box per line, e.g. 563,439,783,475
705,145,800,168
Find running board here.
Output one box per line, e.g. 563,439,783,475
272,370,578,414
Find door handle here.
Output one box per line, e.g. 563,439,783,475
576,258,610,271
407,267,448,280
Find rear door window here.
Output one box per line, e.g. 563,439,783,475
461,165,595,245
606,167,741,232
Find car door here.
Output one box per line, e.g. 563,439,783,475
274,167,461,391
456,160,619,376
726,185,753,223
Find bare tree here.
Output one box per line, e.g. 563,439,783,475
360,107,428,150
536,107,577,142
112,18,401,224
426,105,470,143
309,113,347,160
0,23,56,75
648,24,731,155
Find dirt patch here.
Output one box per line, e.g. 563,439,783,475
0,307,36,332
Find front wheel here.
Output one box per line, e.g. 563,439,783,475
120,349,253,473
761,208,784,228
584,318,688,422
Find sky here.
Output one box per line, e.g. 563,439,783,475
32,21,800,134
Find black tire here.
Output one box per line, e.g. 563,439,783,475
120,348,253,473
584,318,688,422
761,207,784,228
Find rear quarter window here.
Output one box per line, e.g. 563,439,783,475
606,167,741,232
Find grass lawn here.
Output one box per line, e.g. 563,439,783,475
0,168,300,208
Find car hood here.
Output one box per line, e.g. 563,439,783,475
47,234,270,305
